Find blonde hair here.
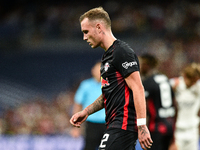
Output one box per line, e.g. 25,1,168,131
79,7,111,29
182,63,200,79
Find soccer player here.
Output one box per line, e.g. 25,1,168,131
71,61,106,150
136,53,177,150
170,63,200,150
70,7,153,150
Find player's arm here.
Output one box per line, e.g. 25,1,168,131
70,103,83,137
125,71,146,119
70,94,104,127
85,94,104,115
125,71,153,150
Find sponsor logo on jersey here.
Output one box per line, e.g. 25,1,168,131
104,62,110,71
101,77,110,87
122,61,137,69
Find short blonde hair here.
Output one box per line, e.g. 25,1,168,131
79,7,111,29
182,63,200,79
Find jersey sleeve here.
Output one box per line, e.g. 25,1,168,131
113,46,140,78
74,81,86,105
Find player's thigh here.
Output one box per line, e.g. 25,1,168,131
98,128,137,150
177,137,199,150
85,122,105,141
84,122,106,150
175,127,199,150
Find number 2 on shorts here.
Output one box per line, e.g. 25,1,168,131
99,133,110,148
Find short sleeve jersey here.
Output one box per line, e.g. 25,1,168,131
100,39,139,132
143,74,176,135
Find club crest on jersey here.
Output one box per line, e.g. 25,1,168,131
122,61,137,69
104,62,110,71
101,77,110,87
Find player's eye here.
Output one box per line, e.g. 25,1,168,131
83,30,88,34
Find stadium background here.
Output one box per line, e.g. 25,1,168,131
0,0,199,149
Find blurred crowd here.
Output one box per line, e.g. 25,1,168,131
0,91,75,135
0,0,200,77
1,0,200,41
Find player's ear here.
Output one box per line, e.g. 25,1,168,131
96,23,101,33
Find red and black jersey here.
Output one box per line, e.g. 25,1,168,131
100,39,139,132
143,74,176,135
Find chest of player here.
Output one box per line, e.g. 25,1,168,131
176,88,199,109
101,60,123,88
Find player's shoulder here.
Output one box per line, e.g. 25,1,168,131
114,40,134,52
169,76,183,88
113,40,136,62
193,79,200,95
143,77,153,87
197,79,200,84
80,78,94,86
196,79,200,87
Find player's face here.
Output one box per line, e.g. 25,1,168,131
139,59,149,76
81,18,101,48
183,73,198,88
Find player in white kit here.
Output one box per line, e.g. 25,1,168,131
170,63,200,150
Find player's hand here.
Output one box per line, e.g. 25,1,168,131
138,125,153,150
70,109,88,128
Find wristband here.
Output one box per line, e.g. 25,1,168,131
137,118,146,126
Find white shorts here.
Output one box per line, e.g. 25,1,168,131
175,127,199,150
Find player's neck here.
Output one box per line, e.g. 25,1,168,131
101,31,116,51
